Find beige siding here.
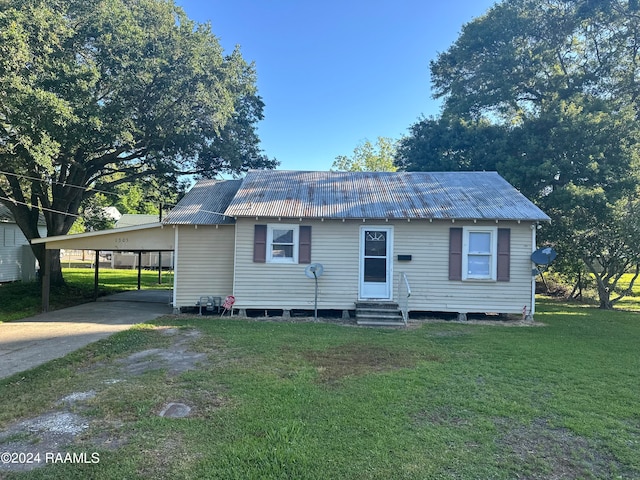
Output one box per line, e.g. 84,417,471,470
174,225,235,308
392,221,534,314
233,219,360,310
233,219,535,314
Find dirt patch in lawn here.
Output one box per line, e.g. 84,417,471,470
496,417,628,479
117,327,207,376
302,343,441,385
0,327,217,473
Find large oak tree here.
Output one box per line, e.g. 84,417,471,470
0,0,276,284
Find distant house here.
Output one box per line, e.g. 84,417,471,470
83,206,122,231
115,214,159,228
0,205,46,282
34,170,550,323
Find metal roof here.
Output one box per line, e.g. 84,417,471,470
116,214,159,228
224,170,550,222
0,204,11,222
0,203,47,225
163,179,241,225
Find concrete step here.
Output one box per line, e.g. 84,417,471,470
355,302,405,326
355,301,399,310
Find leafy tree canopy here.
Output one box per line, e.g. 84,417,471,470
396,0,640,308
331,137,398,172
0,0,277,283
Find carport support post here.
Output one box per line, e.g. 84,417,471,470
94,250,100,301
137,251,142,290
41,249,51,312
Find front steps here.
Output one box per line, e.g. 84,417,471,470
355,301,405,326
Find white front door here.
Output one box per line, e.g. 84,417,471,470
359,226,393,300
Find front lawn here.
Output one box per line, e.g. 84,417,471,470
0,298,638,479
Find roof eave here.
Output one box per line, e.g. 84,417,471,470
30,222,165,245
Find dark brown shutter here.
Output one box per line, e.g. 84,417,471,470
497,228,511,282
253,224,266,263
449,227,463,281
299,226,312,264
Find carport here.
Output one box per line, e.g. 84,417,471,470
31,223,175,311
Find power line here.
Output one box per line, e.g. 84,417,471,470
0,196,80,218
0,169,119,197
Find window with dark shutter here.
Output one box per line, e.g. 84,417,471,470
449,227,463,281
253,224,267,263
497,228,511,282
299,226,312,264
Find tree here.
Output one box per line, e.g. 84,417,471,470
0,0,277,285
395,116,507,173
429,0,640,121
331,137,398,172
82,195,117,232
397,0,640,308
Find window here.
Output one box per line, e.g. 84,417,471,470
254,224,311,264
4,227,15,247
462,227,497,280
267,224,299,263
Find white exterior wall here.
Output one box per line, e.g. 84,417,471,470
232,218,536,314
0,223,45,282
173,225,235,308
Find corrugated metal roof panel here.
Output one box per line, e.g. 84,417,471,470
163,179,241,225
225,170,550,221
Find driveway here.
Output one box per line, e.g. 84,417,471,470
0,290,173,380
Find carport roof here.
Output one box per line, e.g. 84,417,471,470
31,222,175,251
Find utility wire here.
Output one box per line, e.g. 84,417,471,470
166,204,234,219
0,196,80,218
0,169,120,197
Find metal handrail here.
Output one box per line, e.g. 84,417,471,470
399,272,411,325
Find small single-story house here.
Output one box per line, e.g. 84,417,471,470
164,170,550,323
0,205,46,282
33,170,550,324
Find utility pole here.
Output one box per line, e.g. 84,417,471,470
158,202,162,284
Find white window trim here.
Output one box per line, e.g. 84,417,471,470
267,224,299,264
462,226,498,281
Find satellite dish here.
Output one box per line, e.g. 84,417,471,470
305,263,324,278
531,247,557,266
305,263,324,320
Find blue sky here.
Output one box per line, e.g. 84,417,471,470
176,1,497,171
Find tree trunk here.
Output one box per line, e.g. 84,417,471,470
584,260,614,309
596,282,612,309
31,243,65,286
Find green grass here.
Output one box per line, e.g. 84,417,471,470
1,298,639,479
0,268,172,323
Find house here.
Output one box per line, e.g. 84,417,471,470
163,170,550,323
32,170,550,323
0,205,46,282
115,214,159,228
